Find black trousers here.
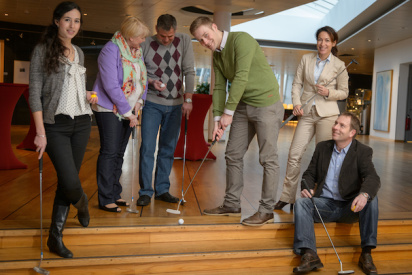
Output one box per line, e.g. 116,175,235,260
45,114,91,206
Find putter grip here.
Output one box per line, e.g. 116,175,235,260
39,157,43,173
131,126,135,139
185,117,188,134
301,178,316,204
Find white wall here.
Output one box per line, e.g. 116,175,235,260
371,37,412,140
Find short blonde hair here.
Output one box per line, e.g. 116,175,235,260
120,16,150,40
190,16,213,35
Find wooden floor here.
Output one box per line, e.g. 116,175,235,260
1,123,412,229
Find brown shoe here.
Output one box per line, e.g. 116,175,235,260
241,212,274,226
293,252,324,273
358,253,377,274
203,205,241,216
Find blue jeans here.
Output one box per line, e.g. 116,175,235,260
293,196,378,255
45,114,91,206
139,101,182,197
94,111,132,206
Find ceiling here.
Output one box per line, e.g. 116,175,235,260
1,0,412,75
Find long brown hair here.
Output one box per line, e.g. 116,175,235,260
316,26,338,56
39,1,82,74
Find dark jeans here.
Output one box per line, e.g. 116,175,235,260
293,196,379,255
139,101,182,197
94,111,132,206
45,114,91,206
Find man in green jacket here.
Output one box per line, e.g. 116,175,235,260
190,17,284,226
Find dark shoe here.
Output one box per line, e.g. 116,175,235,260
137,195,151,206
358,253,377,274
242,212,274,226
99,204,121,212
47,204,73,258
274,200,294,210
155,192,179,203
74,193,89,227
115,200,130,207
203,205,241,216
293,252,324,273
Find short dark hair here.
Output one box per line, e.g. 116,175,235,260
316,26,338,56
340,112,360,138
157,14,177,31
190,16,213,35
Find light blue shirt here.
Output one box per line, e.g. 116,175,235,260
321,141,352,201
312,53,331,106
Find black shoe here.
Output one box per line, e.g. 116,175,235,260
99,204,121,212
47,204,73,258
155,192,179,203
74,193,90,227
358,253,377,274
137,195,151,206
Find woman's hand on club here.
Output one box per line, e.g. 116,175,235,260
34,135,47,159
128,114,138,128
315,84,329,97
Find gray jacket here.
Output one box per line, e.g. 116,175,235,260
29,44,85,124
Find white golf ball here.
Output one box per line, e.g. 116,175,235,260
178,218,184,225
160,83,165,88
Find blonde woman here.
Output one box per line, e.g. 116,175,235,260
92,17,149,212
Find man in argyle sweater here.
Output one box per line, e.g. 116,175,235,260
137,14,195,206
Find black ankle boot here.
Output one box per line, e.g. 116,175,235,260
74,193,90,227
47,204,73,258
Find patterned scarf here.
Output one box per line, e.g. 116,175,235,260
111,31,147,100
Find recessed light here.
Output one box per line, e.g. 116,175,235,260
351,48,355,50
255,11,264,15
367,39,371,42
5,13,8,16
83,13,87,16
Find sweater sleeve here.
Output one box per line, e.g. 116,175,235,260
28,45,45,113
98,42,132,115
224,33,255,112
212,60,228,117
181,34,195,94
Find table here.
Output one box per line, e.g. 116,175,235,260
0,83,29,169
174,94,216,161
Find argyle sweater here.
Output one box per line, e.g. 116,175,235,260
141,33,195,106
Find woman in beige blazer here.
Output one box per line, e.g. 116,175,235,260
275,26,349,210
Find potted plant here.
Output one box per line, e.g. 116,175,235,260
196,82,210,94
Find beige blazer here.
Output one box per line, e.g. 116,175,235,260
291,53,349,117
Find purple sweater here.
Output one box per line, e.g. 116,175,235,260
93,41,147,115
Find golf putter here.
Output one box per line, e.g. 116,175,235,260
301,179,354,275
33,157,50,275
281,59,359,128
180,117,188,206
126,127,139,214
167,138,217,215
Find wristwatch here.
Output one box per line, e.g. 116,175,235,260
361,192,370,200
185,98,192,103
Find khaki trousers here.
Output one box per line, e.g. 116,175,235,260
224,100,284,213
279,106,337,203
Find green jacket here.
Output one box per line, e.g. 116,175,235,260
212,32,280,117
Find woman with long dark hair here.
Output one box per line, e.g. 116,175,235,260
275,26,349,210
29,1,98,258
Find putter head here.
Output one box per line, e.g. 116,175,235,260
166,208,181,215
351,59,359,65
33,266,50,275
126,207,139,214
338,270,354,274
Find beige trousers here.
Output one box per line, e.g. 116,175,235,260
279,106,337,203
223,100,284,213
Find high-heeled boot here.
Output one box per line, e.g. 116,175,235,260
47,204,73,258
74,193,89,227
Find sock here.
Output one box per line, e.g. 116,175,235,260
302,248,317,256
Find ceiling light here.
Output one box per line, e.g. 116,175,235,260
367,40,371,42
255,11,264,15
351,48,355,50
83,13,87,16
5,13,8,16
